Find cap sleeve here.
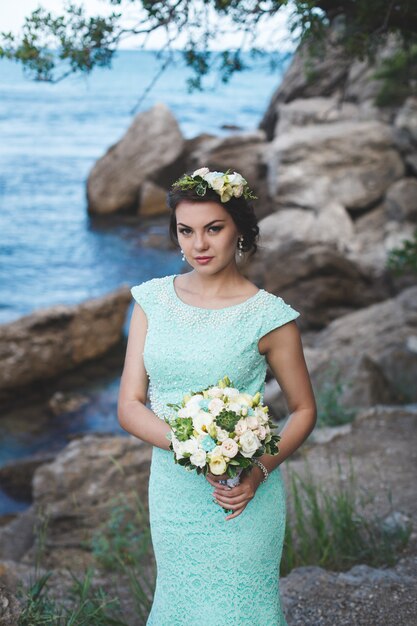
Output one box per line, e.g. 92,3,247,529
130,282,151,317
258,293,300,341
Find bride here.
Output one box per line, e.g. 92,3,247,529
118,167,317,625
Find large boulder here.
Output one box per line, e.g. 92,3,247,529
265,121,405,212
259,19,352,139
87,103,184,215
248,237,384,330
0,286,131,394
26,434,152,569
265,286,417,413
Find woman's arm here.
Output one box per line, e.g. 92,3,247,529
117,302,172,450
256,320,317,476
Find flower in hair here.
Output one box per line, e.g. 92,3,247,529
172,167,258,203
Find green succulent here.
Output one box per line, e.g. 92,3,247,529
216,409,241,433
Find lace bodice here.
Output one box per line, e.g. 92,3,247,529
131,273,300,421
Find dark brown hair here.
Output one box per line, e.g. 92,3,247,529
167,184,260,258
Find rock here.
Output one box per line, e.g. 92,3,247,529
0,507,36,561
281,555,417,626
276,97,361,135
0,584,21,625
186,130,271,217
395,96,417,146
139,180,169,216
264,287,417,413
265,121,405,212
307,423,352,445
259,18,352,139
0,454,55,502
310,286,417,408
248,238,385,330
27,435,152,569
47,391,90,416
380,511,412,540
87,103,184,214
0,286,131,393
385,178,417,222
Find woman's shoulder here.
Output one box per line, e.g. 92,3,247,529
257,287,300,329
130,274,174,309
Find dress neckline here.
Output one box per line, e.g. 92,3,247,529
170,274,263,312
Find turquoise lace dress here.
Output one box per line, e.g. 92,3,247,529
130,273,300,626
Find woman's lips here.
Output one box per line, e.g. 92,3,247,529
195,256,213,263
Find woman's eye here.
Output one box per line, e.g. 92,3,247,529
178,226,222,235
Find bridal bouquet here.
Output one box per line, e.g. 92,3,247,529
164,376,282,513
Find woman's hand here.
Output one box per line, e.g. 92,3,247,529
205,466,264,520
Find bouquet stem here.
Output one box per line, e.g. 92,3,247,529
218,467,244,514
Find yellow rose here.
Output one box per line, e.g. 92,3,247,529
209,455,227,475
220,184,233,202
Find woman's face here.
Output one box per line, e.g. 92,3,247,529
175,200,240,272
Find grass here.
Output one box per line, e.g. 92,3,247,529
17,568,128,626
15,492,154,626
281,457,411,576
14,444,411,622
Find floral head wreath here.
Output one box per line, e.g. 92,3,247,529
172,167,258,204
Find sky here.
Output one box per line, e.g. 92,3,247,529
0,0,296,51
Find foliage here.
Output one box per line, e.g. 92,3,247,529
1,1,417,108
281,458,411,576
374,43,417,107
90,494,151,571
17,568,128,626
387,227,417,275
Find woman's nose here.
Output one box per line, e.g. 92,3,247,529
194,234,209,250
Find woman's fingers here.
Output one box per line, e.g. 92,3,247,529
225,506,246,520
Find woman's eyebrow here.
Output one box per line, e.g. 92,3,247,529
177,219,226,227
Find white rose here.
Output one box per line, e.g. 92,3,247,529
190,448,207,468
216,427,229,442
182,438,199,455
235,393,252,406
192,167,210,177
233,184,244,198
228,401,242,414
220,438,239,458
207,386,224,398
208,397,225,416
174,440,188,459
209,445,223,457
204,171,223,186
186,394,204,407
255,406,269,424
246,415,260,430
239,430,261,458
192,410,214,434
254,425,267,440
228,172,245,186
235,418,248,436
223,387,240,399
211,177,225,192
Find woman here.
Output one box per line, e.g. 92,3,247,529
118,168,317,625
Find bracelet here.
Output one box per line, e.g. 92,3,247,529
252,458,269,483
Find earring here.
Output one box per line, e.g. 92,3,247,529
237,236,244,258
180,248,185,261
